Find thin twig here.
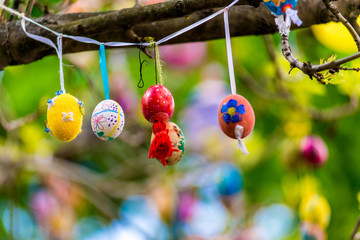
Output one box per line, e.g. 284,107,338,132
262,35,359,121
8,0,21,21
263,34,293,99
306,93,359,121
0,145,147,219
281,35,360,82
0,109,39,131
23,0,30,14
351,215,360,239
32,157,120,219
323,0,360,52
281,1,360,81
125,29,154,58
339,67,360,72
0,0,10,23
315,52,360,72
26,0,35,17
263,35,284,81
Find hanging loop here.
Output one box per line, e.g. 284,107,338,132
99,44,110,100
57,34,65,93
138,43,149,88
223,9,236,95
235,125,249,155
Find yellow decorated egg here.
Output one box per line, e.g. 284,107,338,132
91,100,125,141
299,194,331,229
151,121,186,165
46,91,84,142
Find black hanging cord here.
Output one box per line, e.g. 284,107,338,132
138,43,149,88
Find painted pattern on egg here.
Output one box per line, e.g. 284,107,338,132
151,121,186,165
91,99,125,141
263,0,298,15
141,85,175,123
218,94,255,139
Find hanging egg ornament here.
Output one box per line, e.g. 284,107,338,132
150,121,186,165
215,163,243,197
141,85,184,166
300,221,326,240
263,0,302,36
263,0,298,15
300,135,328,167
91,100,125,141
218,94,255,139
299,194,331,229
141,84,174,122
45,91,84,142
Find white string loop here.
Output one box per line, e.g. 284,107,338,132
235,125,249,156
223,8,236,95
157,0,239,45
286,8,302,27
2,0,239,48
274,8,303,36
57,35,65,93
21,18,59,55
275,15,290,36
21,18,66,92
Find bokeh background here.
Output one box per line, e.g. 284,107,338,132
0,0,360,239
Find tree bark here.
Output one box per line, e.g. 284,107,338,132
0,0,359,70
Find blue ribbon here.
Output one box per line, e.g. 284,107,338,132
99,44,110,100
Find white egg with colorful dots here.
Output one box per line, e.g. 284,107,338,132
91,99,125,141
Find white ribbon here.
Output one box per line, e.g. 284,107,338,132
285,8,302,27
21,18,59,54
223,8,236,95
274,8,302,36
57,35,65,93
21,18,66,92
235,125,249,156
224,7,250,156
1,0,240,48
275,15,290,36
157,0,239,45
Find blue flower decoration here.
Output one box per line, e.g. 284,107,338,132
221,99,246,124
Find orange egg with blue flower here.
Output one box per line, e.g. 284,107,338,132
218,94,255,139
263,0,298,15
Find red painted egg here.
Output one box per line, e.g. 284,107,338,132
141,85,175,123
218,94,255,139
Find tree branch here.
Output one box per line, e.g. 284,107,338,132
0,108,39,131
281,0,360,83
0,0,359,69
252,35,359,121
281,34,360,83
351,215,360,239
323,0,360,52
